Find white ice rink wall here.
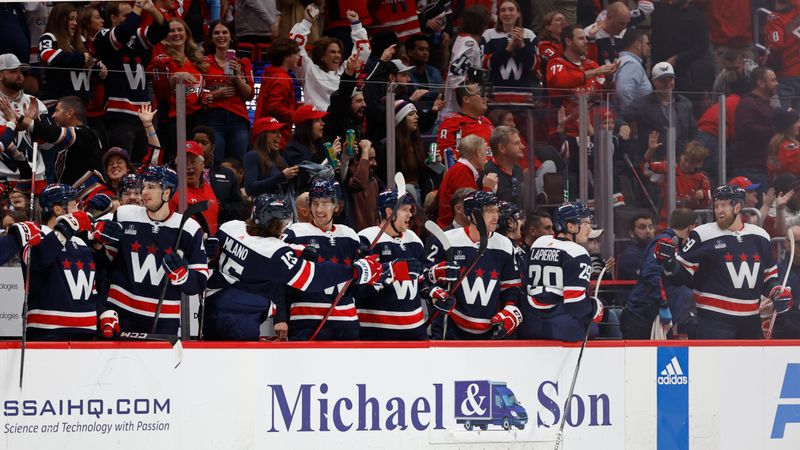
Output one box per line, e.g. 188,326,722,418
1,340,799,449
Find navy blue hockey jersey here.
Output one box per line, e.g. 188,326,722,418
525,235,594,321
427,228,523,337
675,222,777,318
282,222,361,329
38,33,92,105
480,28,538,96
104,205,208,333
354,226,426,339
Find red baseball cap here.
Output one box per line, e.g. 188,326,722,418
293,104,327,125
252,117,286,136
185,140,204,158
728,176,761,191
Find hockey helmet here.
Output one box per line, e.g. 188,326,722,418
308,179,342,203
376,188,415,219
462,191,499,219
118,173,143,195
39,183,78,216
497,201,522,234
712,185,746,206
140,166,179,199
252,194,293,225
554,201,592,233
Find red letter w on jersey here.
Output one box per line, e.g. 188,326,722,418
461,279,497,306
726,262,760,289
63,270,95,300
131,253,165,285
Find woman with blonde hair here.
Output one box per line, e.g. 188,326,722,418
149,18,209,161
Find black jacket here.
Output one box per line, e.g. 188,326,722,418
621,92,697,163
210,165,248,224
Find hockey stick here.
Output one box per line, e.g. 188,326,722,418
187,207,212,341
308,172,407,341
151,200,209,333
622,154,659,216
767,231,795,339
117,332,184,369
553,267,606,450
19,142,39,389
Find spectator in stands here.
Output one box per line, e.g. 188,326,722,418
523,209,554,251
712,49,757,96
727,176,762,224
622,207,697,340
191,125,248,224
38,3,92,110
731,66,779,185
583,1,630,65
767,107,800,178
481,0,538,102
79,6,110,149
293,191,311,223
620,62,697,164
696,0,754,76
537,11,568,79
442,5,490,116
101,147,132,194
169,140,220,233
284,105,329,167
642,136,711,229
346,139,380,231
479,126,523,206
255,37,300,148
289,6,370,111
94,0,167,164
436,82,494,163
368,0,421,41
765,0,800,109
436,135,497,227
618,213,655,281
392,100,431,203
769,173,800,236
650,0,712,96
325,54,366,144
322,1,371,56
406,34,443,106
243,117,298,198
234,0,279,46
203,20,255,163
614,28,652,114
149,17,208,161
8,188,29,214
546,25,617,138
0,3,30,69
449,187,476,229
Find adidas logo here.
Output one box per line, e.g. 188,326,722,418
657,356,688,385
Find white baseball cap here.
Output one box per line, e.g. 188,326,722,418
390,59,413,74
651,62,675,81
588,228,604,239
0,53,29,71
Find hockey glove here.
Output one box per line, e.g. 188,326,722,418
99,310,121,339
658,304,673,325
491,305,523,339
9,221,42,248
54,211,93,241
590,296,604,323
654,237,679,274
204,237,219,260
428,286,456,313
426,261,460,284
353,254,384,285
288,244,319,262
85,193,112,217
770,286,793,314
162,253,189,285
381,258,423,284
91,220,123,246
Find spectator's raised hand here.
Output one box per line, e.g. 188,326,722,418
409,89,429,102
644,131,662,160
344,54,360,76
0,97,16,123
23,99,38,120
426,18,444,32
432,93,445,112
380,44,397,62
763,187,776,208
777,189,796,208
619,124,631,140
97,61,108,80
331,136,342,157
137,103,156,127
346,9,360,23
557,106,569,128
483,172,499,192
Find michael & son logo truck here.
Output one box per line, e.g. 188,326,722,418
454,380,527,431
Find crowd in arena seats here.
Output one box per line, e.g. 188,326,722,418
1,0,800,341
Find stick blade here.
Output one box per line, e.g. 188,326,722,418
394,172,406,199
424,220,449,248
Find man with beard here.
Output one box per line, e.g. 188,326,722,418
168,141,220,234
731,66,780,185
656,186,791,339
618,213,655,281
325,53,366,144
346,139,380,231
0,53,51,184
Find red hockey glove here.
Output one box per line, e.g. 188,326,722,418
162,253,189,285
99,310,121,339
654,237,679,274
91,220,123,246
426,261,460,284
491,305,523,339
9,221,42,248
428,286,456,313
770,286,793,314
353,254,384,285
591,296,605,323
54,211,93,240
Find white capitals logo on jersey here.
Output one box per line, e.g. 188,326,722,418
726,261,760,289
461,278,497,307
131,252,165,286
63,269,95,300
392,280,418,300
657,356,688,385
324,281,349,296
70,71,90,91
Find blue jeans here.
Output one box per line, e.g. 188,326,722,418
206,108,251,162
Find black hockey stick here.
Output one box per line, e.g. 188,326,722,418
117,332,184,369
553,269,606,450
151,200,209,333
19,143,39,389
622,154,659,216
188,206,212,341
308,172,406,341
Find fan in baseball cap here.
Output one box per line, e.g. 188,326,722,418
293,104,327,125
252,116,286,136
0,53,29,71
185,140,204,158
727,176,761,191
652,62,675,81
